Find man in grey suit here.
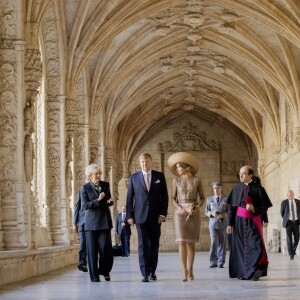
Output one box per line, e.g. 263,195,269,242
205,182,228,268
73,191,87,272
281,189,300,260
126,153,168,282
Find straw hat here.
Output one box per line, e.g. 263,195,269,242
167,152,199,176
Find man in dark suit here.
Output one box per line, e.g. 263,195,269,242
281,189,300,260
73,191,87,272
126,153,168,282
116,206,131,257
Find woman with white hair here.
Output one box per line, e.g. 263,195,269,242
81,164,114,282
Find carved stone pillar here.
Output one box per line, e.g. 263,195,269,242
89,128,101,165
47,96,69,245
65,98,80,245
104,147,113,180
0,0,28,249
24,48,42,249
74,125,88,191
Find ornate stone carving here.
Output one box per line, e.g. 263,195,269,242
158,122,218,152
221,160,245,175
0,63,15,89
218,22,235,34
187,30,203,45
105,147,113,179
186,0,204,12
183,14,206,28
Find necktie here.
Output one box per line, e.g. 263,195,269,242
291,201,295,222
145,174,150,191
216,197,220,204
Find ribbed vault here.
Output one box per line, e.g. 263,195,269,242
26,0,300,161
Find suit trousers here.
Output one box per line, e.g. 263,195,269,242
78,225,87,265
286,220,300,256
209,228,226,266
85,229,114,281
136,220,161,276
120,231,130,256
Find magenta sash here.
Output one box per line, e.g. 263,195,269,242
237,207,264,242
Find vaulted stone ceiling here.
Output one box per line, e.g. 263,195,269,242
27,0,300,158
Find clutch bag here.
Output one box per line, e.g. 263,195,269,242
181,203,196,214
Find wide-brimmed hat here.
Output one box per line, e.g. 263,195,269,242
167,152,199,176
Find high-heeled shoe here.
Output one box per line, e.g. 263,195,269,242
182,269,188,282
188,270,194,280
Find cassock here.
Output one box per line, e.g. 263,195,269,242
226,181,272,279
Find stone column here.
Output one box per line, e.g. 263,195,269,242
74,125,88,192
15,40,30,249
24,48,42,249
47,96,69,245
0,0,29,249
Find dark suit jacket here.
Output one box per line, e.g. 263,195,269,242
80,181,113,230
281,199,300,228
126,170,168,224
116,213,131,236
73,191,85,228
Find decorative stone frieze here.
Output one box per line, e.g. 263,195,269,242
158,122,218,152
221,160,246,175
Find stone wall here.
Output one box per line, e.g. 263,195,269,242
0,246,78,286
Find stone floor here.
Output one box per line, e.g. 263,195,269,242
0,252,299,300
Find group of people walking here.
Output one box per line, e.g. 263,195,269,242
74,151,300,283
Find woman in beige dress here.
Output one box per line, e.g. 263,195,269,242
167,152,205,281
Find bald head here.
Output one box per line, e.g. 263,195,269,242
287,190,295,200
239,165,254,184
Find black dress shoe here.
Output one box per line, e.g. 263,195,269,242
91,278,100,282
78,264,88,272
150,272,157,281
103,274,110,281
252,270,263,281
290,255,294,260
209,264,217,268
218,265,224,268
142,275,149,282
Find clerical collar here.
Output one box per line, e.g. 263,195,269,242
244,180,252,186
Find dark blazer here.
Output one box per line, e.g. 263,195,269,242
126,170,168,224
281,199,300,228
116,213,131,236
80,181,113,230
73,191,85,227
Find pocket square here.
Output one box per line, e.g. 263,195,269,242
155,179,160,183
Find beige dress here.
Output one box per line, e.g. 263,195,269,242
174,176,201,243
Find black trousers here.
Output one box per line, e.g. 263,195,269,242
78,225,87,265
286,220,300,256
85,229,114,281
